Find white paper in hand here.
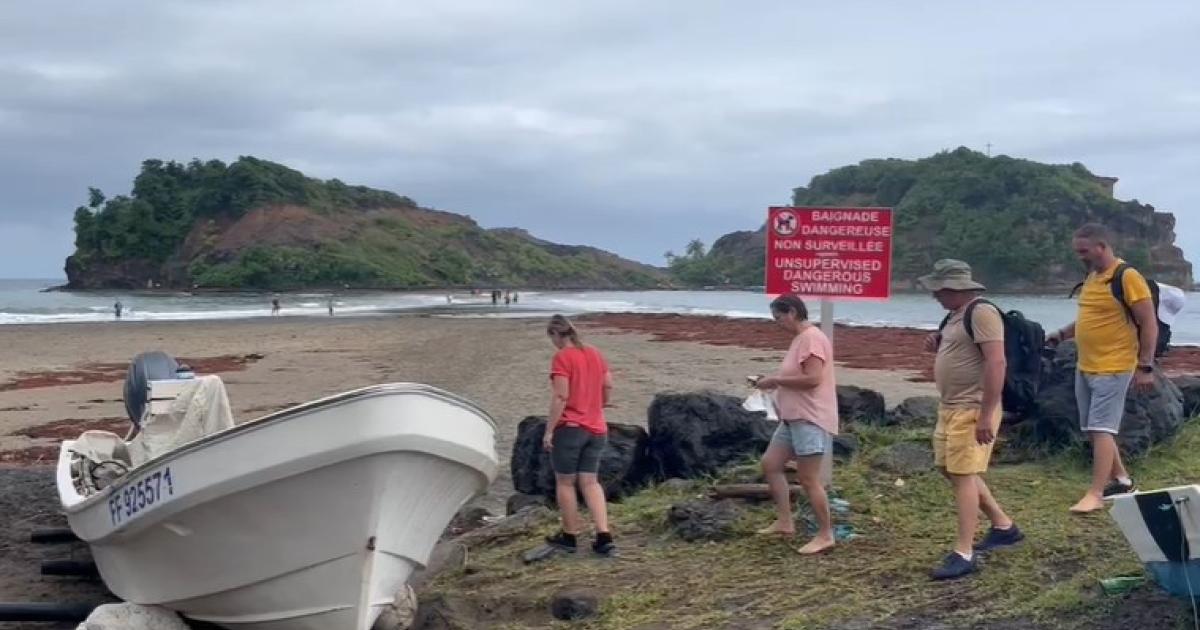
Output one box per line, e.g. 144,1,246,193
742,390,779,421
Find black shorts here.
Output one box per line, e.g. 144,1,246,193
551,426,607,475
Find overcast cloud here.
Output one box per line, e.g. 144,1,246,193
2,1,1199,278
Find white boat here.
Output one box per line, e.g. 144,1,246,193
56,381,498,630
1109,484,1200,597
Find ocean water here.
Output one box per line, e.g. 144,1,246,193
2,279,1197,346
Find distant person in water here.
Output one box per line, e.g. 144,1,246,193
542,314,616,557
513,291,520,304
114,301,123,320
271,298,281,315
505,292,511,306
327,297,335,316
491,290,499,305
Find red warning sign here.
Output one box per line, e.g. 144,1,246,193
765,206,894,300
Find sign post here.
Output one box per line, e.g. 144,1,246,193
820,300,834,342
765,207,895,345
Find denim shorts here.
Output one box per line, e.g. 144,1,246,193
770,420,830,457
1075,371,1133,434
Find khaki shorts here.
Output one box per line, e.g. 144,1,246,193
933,406,1000,475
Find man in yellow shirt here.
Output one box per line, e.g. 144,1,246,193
1048,223,1158,514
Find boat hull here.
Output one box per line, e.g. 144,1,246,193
57,384,498,630
1109,484,1200,599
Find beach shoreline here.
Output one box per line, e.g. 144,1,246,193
0,309,1196,619
3,309,1195,471
0,312,944,470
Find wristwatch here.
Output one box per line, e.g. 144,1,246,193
1137,364,1154,374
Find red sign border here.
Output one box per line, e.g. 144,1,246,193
764,206,895,302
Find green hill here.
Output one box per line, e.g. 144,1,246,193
65,157,667,290
671,148,1193,291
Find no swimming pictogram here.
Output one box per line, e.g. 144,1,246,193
772,210,798,237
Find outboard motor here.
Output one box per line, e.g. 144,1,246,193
123,351,179,428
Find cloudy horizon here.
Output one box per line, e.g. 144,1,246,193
2,2,1199,279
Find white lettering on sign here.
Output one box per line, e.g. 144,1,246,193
811,210,880,223
789,281,866,295
799,224,892,237
783,269,874,283
803,240,884,253
773,258,884,271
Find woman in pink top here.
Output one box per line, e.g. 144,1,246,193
755,294,839,554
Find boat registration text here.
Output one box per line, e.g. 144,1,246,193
108,467,175,526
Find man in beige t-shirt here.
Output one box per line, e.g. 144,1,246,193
921,259,1023,581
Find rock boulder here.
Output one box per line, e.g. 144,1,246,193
77,604,189,630
1172,375,1200,418
549,588,602,621
837,385,887,425
510,416,653,501
647,392,775,480
373,585,418,630
666,499,744,542
1009,342,1186,458
887,396,940,428
505,492,549,516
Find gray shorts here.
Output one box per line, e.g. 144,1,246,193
1075,371,1133,434
550,425,607,475
770,420,831,457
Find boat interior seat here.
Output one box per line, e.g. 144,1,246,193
70,430,133,494
129,375,236,467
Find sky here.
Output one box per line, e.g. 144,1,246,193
2,1,1199,279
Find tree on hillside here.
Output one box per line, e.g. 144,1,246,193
66,155,669,290
666,239,725,286
670,147,1190,289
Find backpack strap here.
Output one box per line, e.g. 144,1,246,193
941,298,996,344
1109,263,1137,322
963,299,1004,344
1068,281,1085,299
938,311,952,333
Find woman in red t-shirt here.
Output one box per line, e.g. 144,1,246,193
541,314,616,556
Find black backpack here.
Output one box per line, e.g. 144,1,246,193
1068,263,1162,330
938,300,1046,414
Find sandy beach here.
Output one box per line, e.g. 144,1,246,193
0,312,939,626
3,312,1200,626
5,311,1200,502
0,314,939,508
